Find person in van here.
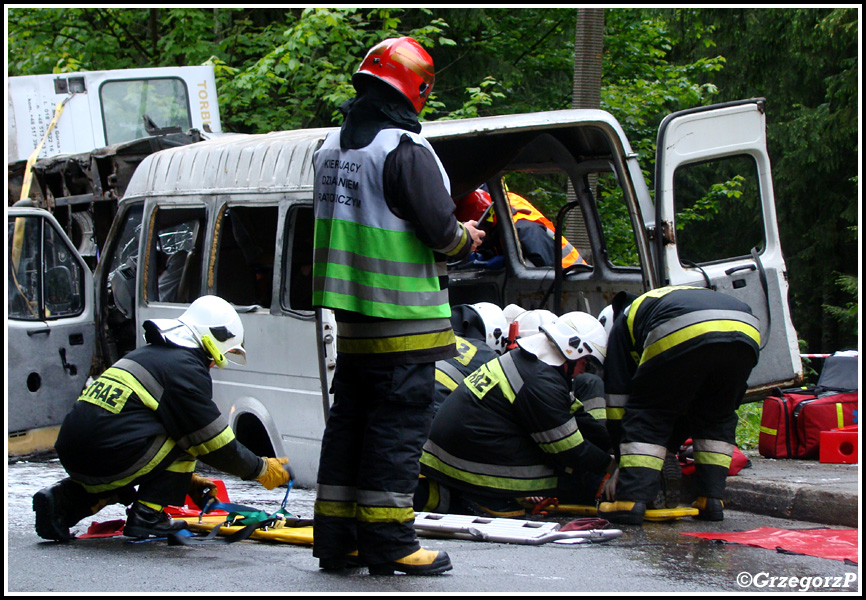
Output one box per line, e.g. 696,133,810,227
597,287,761,525
310,36,484,576
418,312,617,517
454,187,585,269
33,295,293,542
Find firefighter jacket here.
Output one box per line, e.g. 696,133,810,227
313,128,474,365
433,335,498,410
603,286,761,446
420,347,612,497
55,343,263,493
507,192,584,268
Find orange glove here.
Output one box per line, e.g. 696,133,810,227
188,473,217,509
255,457,292,490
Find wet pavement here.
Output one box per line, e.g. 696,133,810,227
5,458,860,594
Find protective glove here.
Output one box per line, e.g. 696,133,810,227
188,473,217,509
255,457,293,490
597,458,619,501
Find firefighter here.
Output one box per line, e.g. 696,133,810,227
418,312,616,517
33,295,293,542
597,286,761,525
311,36,484,576
454,188,585,269
434,303,509,410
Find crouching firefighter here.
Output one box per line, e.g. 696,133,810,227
418,312,617,517
33,295,293,542
597,286,761,525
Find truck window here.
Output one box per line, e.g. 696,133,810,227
280,205,314,313
214,205,278,308
145,207,206,304
8,216,43,320
8,214,86,321
673,154,765,264
100,77,192,146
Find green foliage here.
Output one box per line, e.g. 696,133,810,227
823,272,859,334
735,402,762,451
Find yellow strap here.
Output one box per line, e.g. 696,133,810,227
836,403,844,429
20,95,73,202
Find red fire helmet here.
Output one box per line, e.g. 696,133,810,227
353,37,435,114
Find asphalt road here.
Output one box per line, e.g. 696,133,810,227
6,459,860,594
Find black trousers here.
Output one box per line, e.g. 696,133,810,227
313,360,435,565
616,343,757,503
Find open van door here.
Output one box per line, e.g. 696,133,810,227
655,98,802,393
8,207,95,454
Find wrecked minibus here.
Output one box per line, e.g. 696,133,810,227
7,98,803,484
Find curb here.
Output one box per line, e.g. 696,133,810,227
724,478,859,528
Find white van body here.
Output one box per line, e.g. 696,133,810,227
7,100,802,486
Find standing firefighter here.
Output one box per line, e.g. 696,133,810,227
33,295,293,541
598,286,761,525
311,36,484,575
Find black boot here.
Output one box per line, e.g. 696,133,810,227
33,478,105,542
123,501,189,539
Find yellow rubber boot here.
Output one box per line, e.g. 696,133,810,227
598,500,646,525
368,548,453,576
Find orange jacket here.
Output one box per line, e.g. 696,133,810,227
507,192,584,268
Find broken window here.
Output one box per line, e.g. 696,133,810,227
146,207,206,304
214,205,278,308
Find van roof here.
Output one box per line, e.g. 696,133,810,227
123,109,629,200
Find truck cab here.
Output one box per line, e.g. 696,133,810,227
7,99,802,483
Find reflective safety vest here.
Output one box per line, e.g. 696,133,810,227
507,192,584,267
312,129,452,320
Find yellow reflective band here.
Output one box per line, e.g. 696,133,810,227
620,454,664,471
836,403,844,429
186,426,236,457
607,407,625,421
80,438,176,494
337,329,455,354
138,500,163,512
627,286,701,347
420,453,557,493
166,459,197,474
641,320,761,365
693,451,733,469
314,499,357,519
588,407,606,421
569,397,584,414
356,505,415,524
435,369,459,392
538,430,584,454
760,426,778,436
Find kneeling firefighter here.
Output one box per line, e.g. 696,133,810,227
418,311,617,517
33,295,293,542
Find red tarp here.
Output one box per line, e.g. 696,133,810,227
682,527,859,564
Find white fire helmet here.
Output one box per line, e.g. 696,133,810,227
503,303,526,327
143,295,246,369
518,311,606,367
598,304,615,338
513,309,557,340
470,302,508,354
